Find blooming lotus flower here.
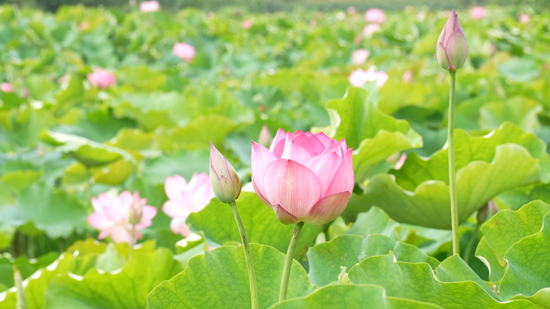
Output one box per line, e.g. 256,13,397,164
87,191,157,243
87,69,116,89
519,14,530,24
140,1,160,12
162,173,215,236
470,6,485,20
364,8,386,24
210,142,242,203
363,24,380,36
173,42,196,62
348,68,388,88
352,49,370,65
1,83,13,93
251,129,354,225
435,9,468,72
242,20,253,29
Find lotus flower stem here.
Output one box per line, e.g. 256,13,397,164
448,70,459,256
229,201,258,309
129,224,135,261
14,265,27,309
279,221,304,302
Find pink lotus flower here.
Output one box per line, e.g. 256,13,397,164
87,191,157,243
470,6,486,20
173,42,196,62
251,129,354,225
140,1,160,12
242,20,253,29
1,83,14,93
162,173,215,236
519,14,530,24
402,70,413,83
363,24,380,36
348,68,388,88
352,49,370,65
87,69,116,89
364,8,386,24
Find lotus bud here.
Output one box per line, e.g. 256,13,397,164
435,9,468,72
128,191,143,225
210,142,241,203
259,125,273,147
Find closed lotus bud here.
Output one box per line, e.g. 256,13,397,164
435,9,468,72
259,125,273,147
128,191,143,225
210,142,241,203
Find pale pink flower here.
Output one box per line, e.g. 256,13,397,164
162,173,215,236
87,191,157,244
347,6,357,15
363,24,380,36
402,70,413,83
519,14,530,24
242,20,253,29
310,19,317,27
352,49,370,65
1,83,14,93
87,69,116,89
348,68,388,88
140,1,160,12
470,6,486,20
395,153,407,170
173,42,196,62
364,8,386,24
251,130,354,225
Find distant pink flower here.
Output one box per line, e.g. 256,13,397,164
470,6,486,20
140,1,160,12
173,42,196,62
363,24,380,36
395,153,407,169
347,6,357,15
349,68,388,88
163,173,215,236
87,69,116,89
1,83,14,93
519,14,530,24
352,49,370,65
251,130,354,225
79,22,89,30
310,19,317,27
242,20,253,29
364,8,386,24
87,191,157,244
402,70,413,83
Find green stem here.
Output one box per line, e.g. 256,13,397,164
129,224,135,261
14,266,27,309
279,222,304,302
448,70,459,256
229,201,258,309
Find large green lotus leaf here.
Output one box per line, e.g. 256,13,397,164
436,255,500,301
0,108,55,148
41,130,134,167
146,244,314,309
116,66,167,91
53,73,85,115
0,253,76,309
307,233,439,287
186,192,322,257
362,143,542,229
479,97,541,133
271,284,443,309
7,183,88,238
25,74,56,101
156,114,240,151
510,290,550,309
324,87,422,181
141,149,210,185
0,170,42,204
345,207,412,240
348,255,535,309
0,252,59,289
476,201,550,282
499,213,550,302
44,248,181,309
105,128,159,160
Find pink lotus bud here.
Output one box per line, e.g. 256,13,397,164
251,129,354,225
348,68,388,88
128,191,143,225
347,6,357,15
210,142,241,203
173,42,196,62
140,1,160,12
352,49,370,65
87,69,116,89
362,24,380,36
87,191,157,244
364,8,386,24
259,125,273,147
435,9,468,72
519,14,530,24
402,70,413,83
1,82,14,93
162,173,215,236
470,6,485,20
242,20,253,29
